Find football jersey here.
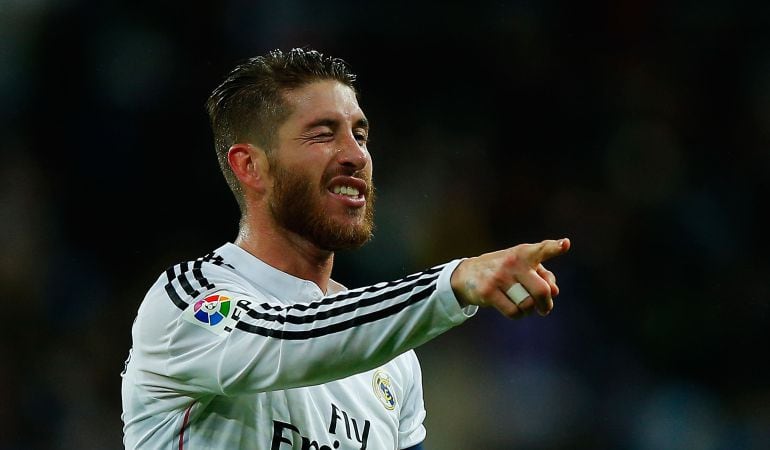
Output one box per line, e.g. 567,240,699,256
121,243,475,449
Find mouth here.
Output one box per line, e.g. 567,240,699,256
327,176,367,208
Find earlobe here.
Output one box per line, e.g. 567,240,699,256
227,143,269,192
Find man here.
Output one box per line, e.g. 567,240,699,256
121,48,570,449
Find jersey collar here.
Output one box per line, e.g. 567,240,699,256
215,242,326,304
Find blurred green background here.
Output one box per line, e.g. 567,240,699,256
1,0,769,448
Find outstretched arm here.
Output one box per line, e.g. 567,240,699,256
132,239,571,397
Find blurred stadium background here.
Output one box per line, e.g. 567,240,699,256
1,0,769,448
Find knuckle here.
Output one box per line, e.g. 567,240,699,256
501,254,519,269
530,283,551,300
514,243,532,254
491,272,508,287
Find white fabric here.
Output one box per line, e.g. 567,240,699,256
122,243,476,449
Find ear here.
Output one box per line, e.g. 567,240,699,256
227,143,271,193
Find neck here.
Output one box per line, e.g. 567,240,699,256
234,220,334,293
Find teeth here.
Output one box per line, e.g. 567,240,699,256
332,186,360,197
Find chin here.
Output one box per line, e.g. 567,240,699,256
316,221,373,251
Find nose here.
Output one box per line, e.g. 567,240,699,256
336,132,369,171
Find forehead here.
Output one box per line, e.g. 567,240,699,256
281,80,365,127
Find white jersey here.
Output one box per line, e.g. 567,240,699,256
121,242,475,449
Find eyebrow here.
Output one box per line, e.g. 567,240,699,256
305,117,369,130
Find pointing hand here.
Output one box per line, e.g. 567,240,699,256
450,238,571,318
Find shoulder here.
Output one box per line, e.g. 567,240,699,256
132,249,268,342
152,250,252,310
161,251,235,308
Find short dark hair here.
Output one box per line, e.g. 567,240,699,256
205,48,357,212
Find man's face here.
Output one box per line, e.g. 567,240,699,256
267,80,374,251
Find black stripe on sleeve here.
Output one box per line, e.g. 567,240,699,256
234,282,435,340
165,267,189,311
319,264,444,304
251,265,445,313
163,252,228,309
177,262,201,297
243,272,440,325
201,252,234,269
192,259,216,291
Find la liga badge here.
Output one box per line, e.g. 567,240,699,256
183,293,235,335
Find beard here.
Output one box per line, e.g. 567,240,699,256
268,162,375,251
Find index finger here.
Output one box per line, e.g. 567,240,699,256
529,238,571,264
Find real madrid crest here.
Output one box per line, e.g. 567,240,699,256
372,370,397,410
